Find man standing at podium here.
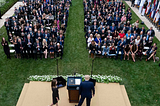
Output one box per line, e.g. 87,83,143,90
75,75,95,106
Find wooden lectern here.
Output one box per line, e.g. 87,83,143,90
67,77,82,103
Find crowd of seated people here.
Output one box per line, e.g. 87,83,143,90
84,0,157,62
4,0,72,60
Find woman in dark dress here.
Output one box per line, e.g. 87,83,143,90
89,40,96,58
50,79,59,106
124,44,130,60
137,43,144,61
49,42,55,59
13,36,20,58
1,37,11,59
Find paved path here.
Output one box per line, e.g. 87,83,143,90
125,1,160,41
0,1,23,28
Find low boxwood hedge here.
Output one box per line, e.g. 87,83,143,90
1,0,18,16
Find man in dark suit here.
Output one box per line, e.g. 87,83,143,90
76,75,95,106
56,43,63,59
4,18,10,37
146,27,155,38
18,38,25,59
140,26,146,35
34,39,42,60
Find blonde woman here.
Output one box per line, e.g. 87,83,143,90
135,36,140,45
94,34,101,45
42,39,48,58
87,34,94,47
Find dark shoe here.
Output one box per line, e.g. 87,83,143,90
75,105,78,106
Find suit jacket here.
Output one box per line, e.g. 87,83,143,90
34,42,42,52
25,38,33,49
18,41,25,50
4,21,10,30
140,28,146,35
146,29,155,37
134,27,140,34
79,81,95,98
57,36,64,45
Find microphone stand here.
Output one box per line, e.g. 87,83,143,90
56,57,60,76
91,58,94,78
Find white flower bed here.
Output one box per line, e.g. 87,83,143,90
28,74,122,83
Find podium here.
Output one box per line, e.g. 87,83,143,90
67,77,82,103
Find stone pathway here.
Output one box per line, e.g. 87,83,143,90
125,1,160,41
0,1,23,28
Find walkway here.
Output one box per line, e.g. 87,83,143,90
125,1,160,41
0,1,23,28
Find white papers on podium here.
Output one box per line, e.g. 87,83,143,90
75,79,81,85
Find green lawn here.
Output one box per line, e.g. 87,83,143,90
0,0,160,106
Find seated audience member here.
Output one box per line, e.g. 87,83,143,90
119,30,125,38
130,44,138,62
121,14,126,23
102,45,109,57
114,36,121,46
112,30,119,39
126,30,132,38
43,30,50,43
132,20,139,27
101,38,108,46
89,40,96,58
94,34,101,45
130,36,135,45
96,42,102,55
146,37,153,47
140,26,146,35
26,34,34,59
34,39,42,60
140,37,147,46
127,10,132,21
134,25,140,34
108,43,116,57
137,43,144,61
56,43,63,59
134,36,140,46
48,42,55,59
139,31,144,40
124,44,130,60
87,34,94,47
42,39,48,59
145,43,157,62
13,36,20,59
57,34,64,46
110,23,116,33
18,38,25,59
132,30,138,39
116,38,126,61
107,36,114,46
146,27,155,38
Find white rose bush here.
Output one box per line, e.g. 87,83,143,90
28,73,122,83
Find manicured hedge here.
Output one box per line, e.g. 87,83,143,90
1,0,18,16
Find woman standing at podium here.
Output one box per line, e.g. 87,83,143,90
50,79,59,106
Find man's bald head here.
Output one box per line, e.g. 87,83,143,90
85,75,90,81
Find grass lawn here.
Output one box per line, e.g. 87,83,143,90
0,0,160,106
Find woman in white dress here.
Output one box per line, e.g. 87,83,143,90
87,34,94,47
135,36,141,45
